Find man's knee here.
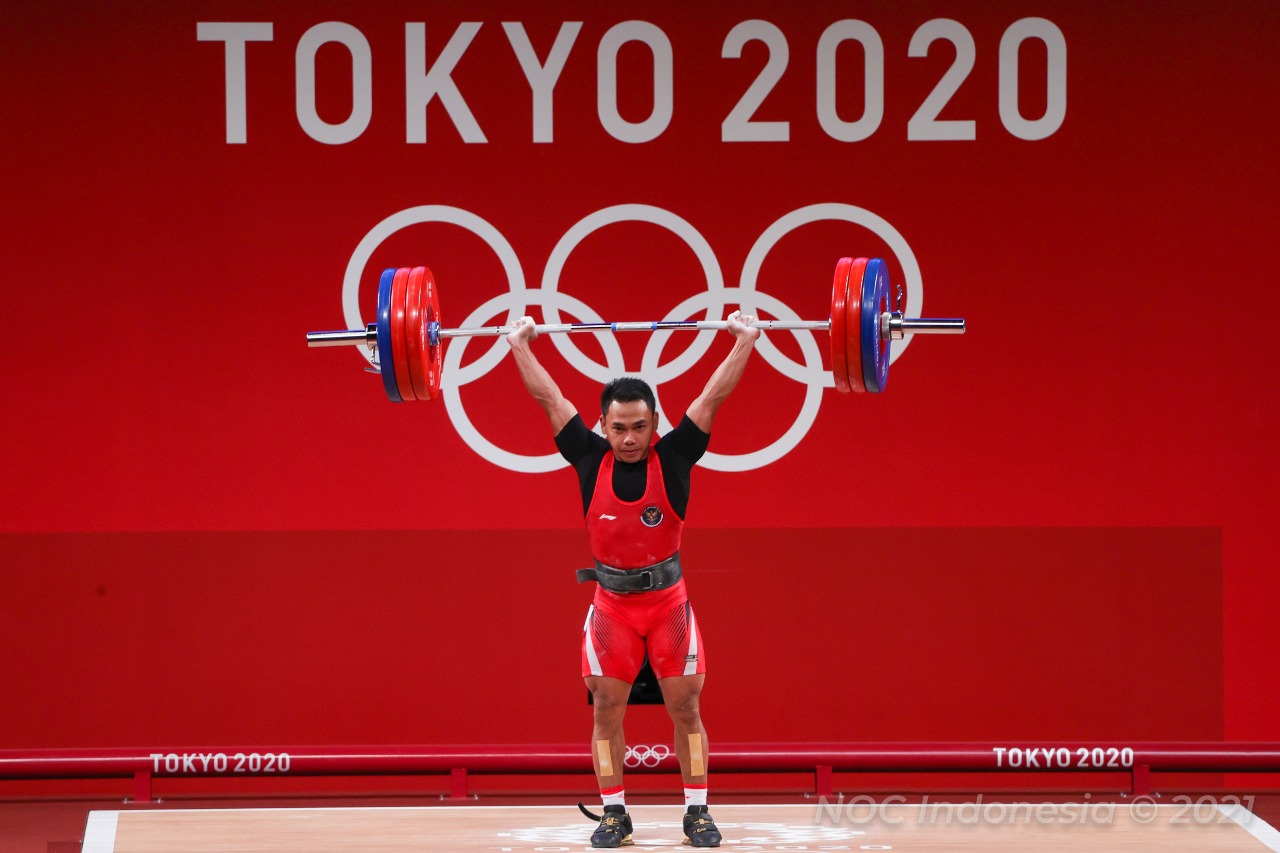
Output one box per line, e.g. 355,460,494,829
592,690,627,715
661,678,704,725
588,678,631,723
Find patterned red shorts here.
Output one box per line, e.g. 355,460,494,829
581,579,705,681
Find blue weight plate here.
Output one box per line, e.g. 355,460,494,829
376,267,402,402
859,258,891,393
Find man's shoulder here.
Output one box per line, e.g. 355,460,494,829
656,415,710,462
661,415,710,445
557,414,609,465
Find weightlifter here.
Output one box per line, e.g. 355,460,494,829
505,312,760,849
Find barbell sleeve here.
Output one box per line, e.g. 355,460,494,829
307,325,377,347
889,316,967,339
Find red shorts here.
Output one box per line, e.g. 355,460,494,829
581,578,706,681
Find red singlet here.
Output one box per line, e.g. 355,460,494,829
586,448,681,568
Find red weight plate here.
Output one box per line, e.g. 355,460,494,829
421,267,442,400
405,267,428,400
829,258,853,393
389,267,417,402
844,258,868,393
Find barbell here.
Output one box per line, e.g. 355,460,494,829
306,257,966,402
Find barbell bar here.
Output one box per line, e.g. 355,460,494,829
306,257,966,401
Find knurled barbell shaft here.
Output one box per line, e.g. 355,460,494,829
441,319,831,338
305,315,965,347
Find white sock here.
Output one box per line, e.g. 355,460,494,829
684,785,708,807
602,785,626,808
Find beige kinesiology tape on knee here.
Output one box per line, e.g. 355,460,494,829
689,733,706,777
596,739,614,775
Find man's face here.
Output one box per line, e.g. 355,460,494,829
603,399,659,463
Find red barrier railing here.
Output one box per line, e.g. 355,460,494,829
4,743,1278,803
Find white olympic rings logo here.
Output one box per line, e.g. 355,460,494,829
624,744,672,768
342,203,923,473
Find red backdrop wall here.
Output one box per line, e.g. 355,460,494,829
1,1,1276,753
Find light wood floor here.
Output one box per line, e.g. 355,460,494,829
82,802,1280,852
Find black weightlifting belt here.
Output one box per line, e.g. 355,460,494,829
575,553,682,593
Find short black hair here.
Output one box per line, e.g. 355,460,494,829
600,377,656,420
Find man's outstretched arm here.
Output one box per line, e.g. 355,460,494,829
685,311,760,434
506,316,578,435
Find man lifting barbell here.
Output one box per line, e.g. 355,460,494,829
504,311,762,849
304,257,965,845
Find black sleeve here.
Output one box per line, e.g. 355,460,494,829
555,414,609,516
655,415,710,520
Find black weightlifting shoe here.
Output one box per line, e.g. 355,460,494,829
683,805,721,847
579,802,633,848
